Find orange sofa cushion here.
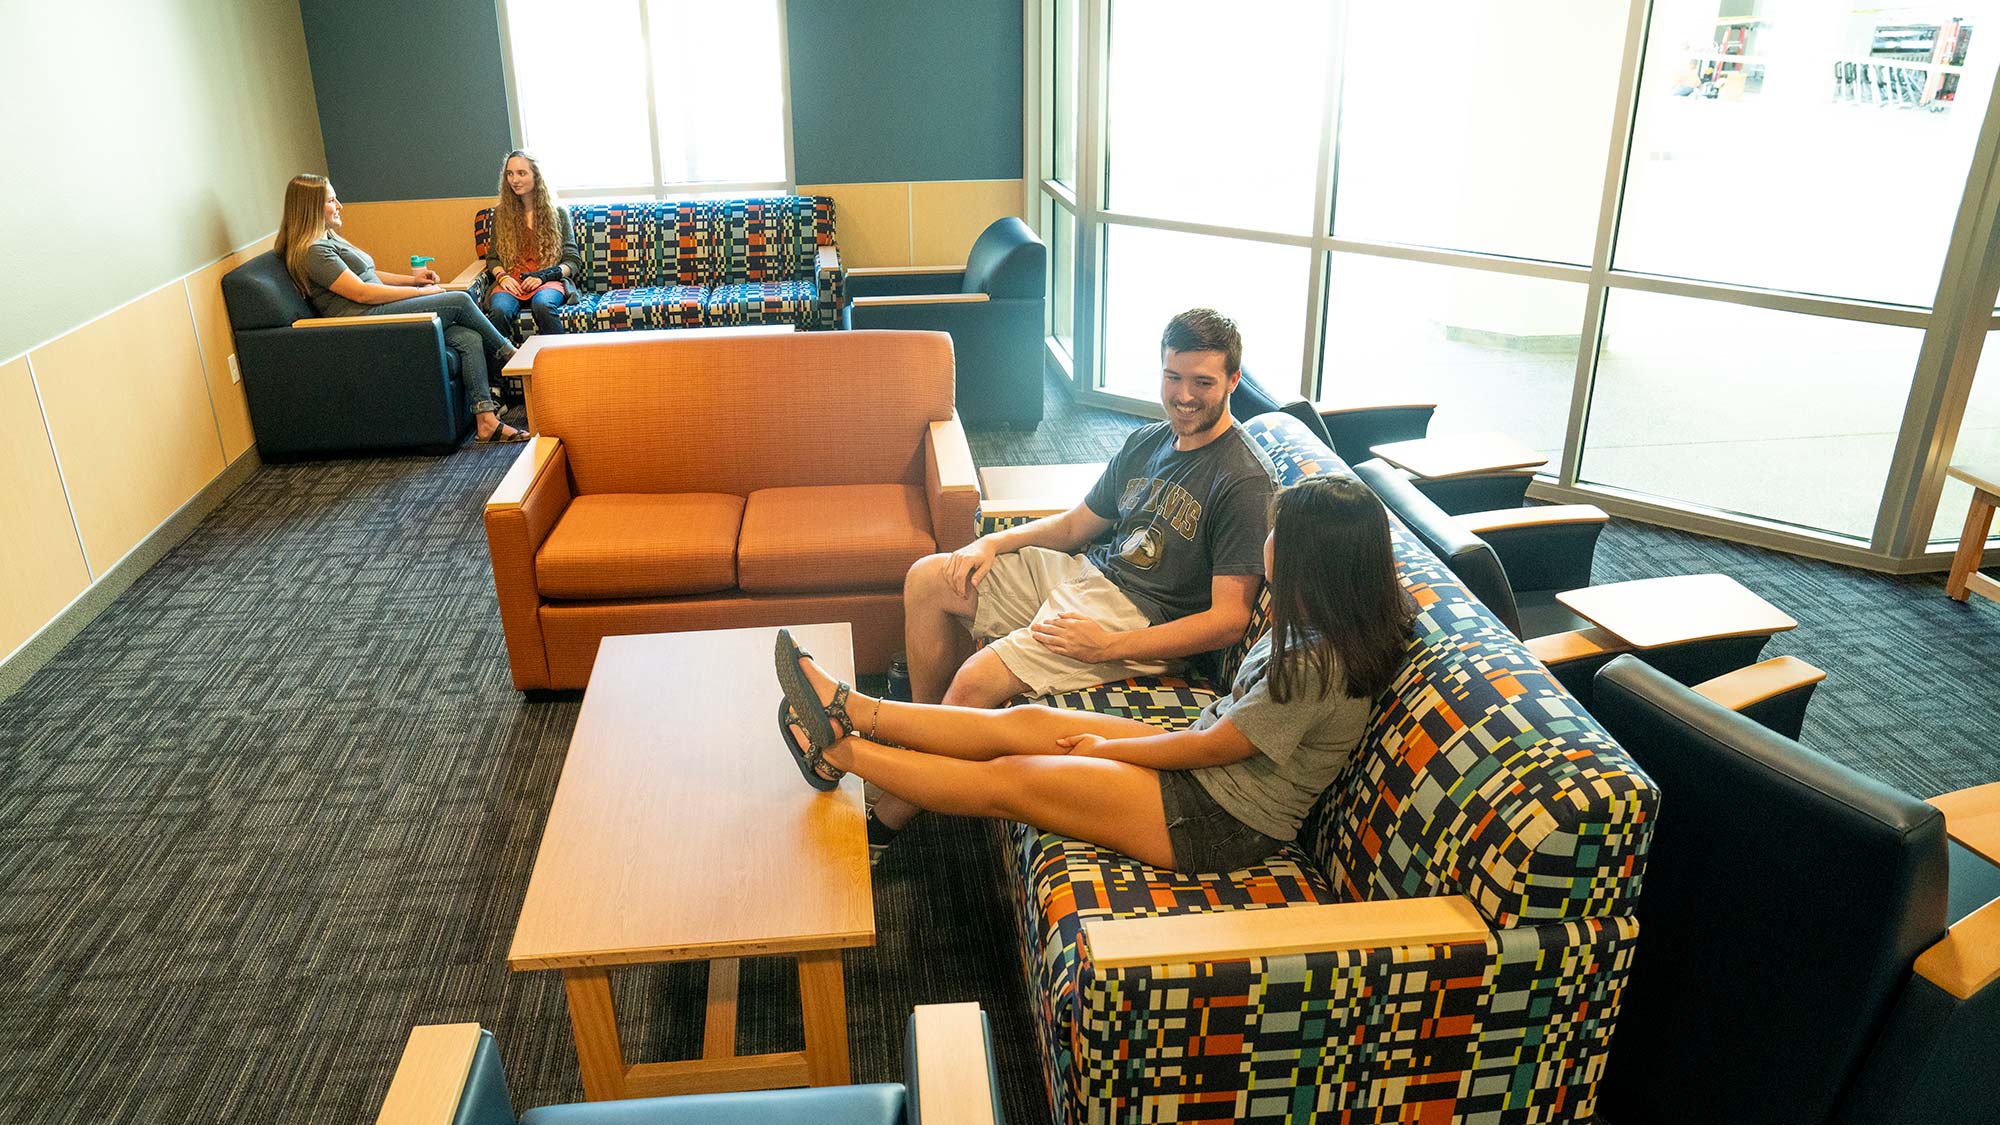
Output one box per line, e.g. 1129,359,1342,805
738,484,937,595
537,493,744,599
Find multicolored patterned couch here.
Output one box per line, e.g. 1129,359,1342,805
466,195,843,336
991,412,1658,1124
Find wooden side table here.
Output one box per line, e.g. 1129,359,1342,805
1557,574,1797,650
1945,462,2000,605
1369,432,1551,515
509,624,873,1101
977,461,1107,523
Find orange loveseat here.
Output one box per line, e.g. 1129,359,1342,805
484,330,978,691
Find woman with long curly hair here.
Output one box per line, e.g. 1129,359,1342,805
774,474,1415,873
483,150,582,342
276,173,527,443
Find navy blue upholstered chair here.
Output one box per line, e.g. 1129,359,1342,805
374,1004,1001,1125
842,218,1046,431
221,251,472,458
1229,368,1435,467
1591,656,2000,1125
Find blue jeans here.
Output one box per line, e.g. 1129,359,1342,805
368,291,511,415
487,287,567,340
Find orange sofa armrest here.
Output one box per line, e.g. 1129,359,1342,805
927,414,980,552
484,437,571,690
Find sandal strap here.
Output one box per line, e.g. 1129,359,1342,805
786,703,847,783
825,682,857,740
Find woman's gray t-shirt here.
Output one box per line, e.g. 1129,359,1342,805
302,237,378,317
1188,633,1374,841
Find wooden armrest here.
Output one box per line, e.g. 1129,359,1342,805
1915,896,2000,1001
1082,896,1490,970
1693,656,1826,712
375,1023,480,1125
1460,504,1610,535
816,244,841,270
851,293,989,307
291,312,439,329
443,261,484,291
486,436,562,512
1526,626,1629,666
927,417,977,495
911,1003,997,1125
847,264,967,277
1929,781,2000,867
1313,400,1437,417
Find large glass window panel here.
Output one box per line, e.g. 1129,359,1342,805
1617,1,1998,305
506,0,654,192
1104,1,1332,233
1929,331,2000,542
1319,256,1587,458
1099,225,1310,401
648,0,786,185
1051,0,1078,186
1048,199,1076,353
1583,290,1927,537
1333,2,1629,264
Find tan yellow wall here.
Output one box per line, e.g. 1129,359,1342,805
1,0,324,666
331,180,1029,277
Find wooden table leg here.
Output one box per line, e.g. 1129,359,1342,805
1947,489,1997,601
703,957,740,1060
563,967,627,1101
796,950,850,1087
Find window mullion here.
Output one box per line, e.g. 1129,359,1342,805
637,0,666,198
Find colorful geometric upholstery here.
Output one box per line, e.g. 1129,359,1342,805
553,287,708,334
463,196,843,339
1001,411,1658,1123
705,280,823,330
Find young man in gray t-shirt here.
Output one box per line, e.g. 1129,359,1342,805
871,310,1277,846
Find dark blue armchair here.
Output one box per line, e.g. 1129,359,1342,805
374,1003,1001,1125
220,251,472,458
842,218,1046,431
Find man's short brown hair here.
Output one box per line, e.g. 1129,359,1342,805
1160,308,1243,375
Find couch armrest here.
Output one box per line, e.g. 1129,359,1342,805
814,245,845,329
845,266,971,300
1462,505,1607,594
485,438,572,691
1928,780,2000,867
909,1003,1001,1125
1313,399,1438,418
375,1023,484,1125
443,261,484,292
926,415,980,553
1526,626,1628,667
292,312,440,329
849,264,969,278
1693,655,1826,711
1082,896,1490,969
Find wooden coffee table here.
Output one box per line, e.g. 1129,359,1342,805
978,461,1106,523
509,623,873,1101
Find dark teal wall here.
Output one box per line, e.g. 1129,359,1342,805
302,0,1021,202
299,1,514,201
787,0,1022,183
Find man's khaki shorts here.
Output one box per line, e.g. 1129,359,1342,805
967,546,1173,696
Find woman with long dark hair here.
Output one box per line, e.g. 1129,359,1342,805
775,474,1414,873
482,150,582,341
275,173,527,444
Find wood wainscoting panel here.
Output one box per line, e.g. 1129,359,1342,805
340,196,496,283
798,181,914,268
29,286,228,573
0,357,92,659
910,179,1024,266
186,243,268,464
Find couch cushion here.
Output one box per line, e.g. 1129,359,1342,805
572,200,709,289
705,280,820,330
537,493,744,600
737,484,935,595
555,287,708,334
707,196,817,284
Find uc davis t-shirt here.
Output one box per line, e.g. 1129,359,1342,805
1081,421,1276,625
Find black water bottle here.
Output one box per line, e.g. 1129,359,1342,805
886,653,912,702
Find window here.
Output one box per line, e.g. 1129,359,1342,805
500,0,792,198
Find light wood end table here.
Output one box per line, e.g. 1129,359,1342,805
1369,432,1550,481
1945,461,2000,605
509,623,873,1101
1557,574,1796,650
977,461,1107,522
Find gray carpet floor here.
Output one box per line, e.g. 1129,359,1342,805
0,371,1994,1123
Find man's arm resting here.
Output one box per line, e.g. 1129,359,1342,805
1104,574,1260,662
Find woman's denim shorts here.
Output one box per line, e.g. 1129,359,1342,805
1157,769,1284,873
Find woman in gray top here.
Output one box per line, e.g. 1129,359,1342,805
774,474,1416,873
275,173,527,444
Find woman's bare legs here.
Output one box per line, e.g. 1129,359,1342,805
824,737,1175,869
793,652,1155,759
